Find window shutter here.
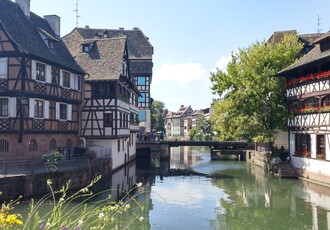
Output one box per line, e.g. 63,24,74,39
59,70,63,87
8,97,16,117
67,104,72,121
70,73,74,89
31,60,36,80
46,65,51,83
44,100,49,119
29,98,34,118
55,102,59,120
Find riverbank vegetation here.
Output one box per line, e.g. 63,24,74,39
210,33,303,142
0,176,145,230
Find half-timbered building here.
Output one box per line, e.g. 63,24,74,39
63,34,140,170
279,31,330,184
63,27,154,132
0,0,84,158
165,105,193,139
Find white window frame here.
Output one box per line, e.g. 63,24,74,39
0,97,8,117
0,58,8,79
29,98,49,119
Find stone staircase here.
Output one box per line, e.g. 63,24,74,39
272,163,298,178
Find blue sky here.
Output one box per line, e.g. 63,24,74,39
29,0,330,112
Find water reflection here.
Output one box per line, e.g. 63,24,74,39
14,146,330,229
135,146,330,230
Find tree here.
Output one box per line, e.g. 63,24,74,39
188,116,213,141
150,100,165,132
210,34,303,142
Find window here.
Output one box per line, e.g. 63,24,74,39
122,61,128,76
289,101,300,112
34,100,44,118
0,58,8,79
0,139,9,152
60,104,67,120
323,95,330,106
118,139,120,151
36,63,46,81
317,135,326,160
49,139,57,151
0,98,8,117
63,71,70,88
137,76,146,85
139,110,146,122
82,44,90,53
304,98,319,108
295,134,311,157
139,92,146,103
104,113,113,127
74,75,81,91
28,139,38,151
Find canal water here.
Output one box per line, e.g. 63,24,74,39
15,146,330,229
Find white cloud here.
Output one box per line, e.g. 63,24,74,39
151,60,224,111
153,62,208,86
214,53,232,73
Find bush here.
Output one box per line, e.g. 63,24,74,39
42,151,63,172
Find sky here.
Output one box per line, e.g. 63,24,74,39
28,0,330,112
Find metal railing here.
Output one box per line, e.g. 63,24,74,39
0,149,112,177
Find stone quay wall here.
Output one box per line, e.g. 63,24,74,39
246,150,271,169
0,159,112,201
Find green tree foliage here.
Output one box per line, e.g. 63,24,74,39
151,100,165,132
210,34,303,142
189,116,213,141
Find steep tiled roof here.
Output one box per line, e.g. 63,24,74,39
130,61,153,75
279,31,330,75
72,37,127,81
73,27,153,60
267,30,297,44
173,105,192,118
0,0,83,73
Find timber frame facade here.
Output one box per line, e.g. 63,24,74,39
63,27,154,132
63,32,140,170
0,0,84,158
279,31,330,185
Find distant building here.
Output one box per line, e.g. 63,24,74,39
183,116,192,138
165,105,193,139
62,27,154,132
0,0,85,158
63,31,140,170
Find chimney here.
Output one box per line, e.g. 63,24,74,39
103,30,108,38
16,0,30,17
44,15,61,38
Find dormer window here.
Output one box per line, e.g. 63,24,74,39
82,44,90,53
320,40,330,52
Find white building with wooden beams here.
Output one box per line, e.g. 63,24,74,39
0,0,85,158
279,31,330,185
63,34,140,170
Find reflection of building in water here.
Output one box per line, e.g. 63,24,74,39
246,162,330,229
294,181,330,230
93,161,137,201
170,146,200,169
